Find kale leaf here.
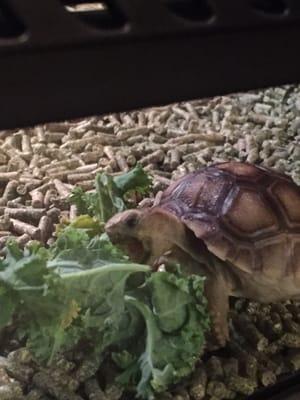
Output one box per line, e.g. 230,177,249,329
0,166,209,399
69,164,152,223
117,271,209,399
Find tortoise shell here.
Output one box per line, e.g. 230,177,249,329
157,162,300,279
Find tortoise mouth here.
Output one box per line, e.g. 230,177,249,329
109,235,150,264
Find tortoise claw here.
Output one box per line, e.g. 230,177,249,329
153,250,173,270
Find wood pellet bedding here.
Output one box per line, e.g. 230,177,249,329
0,84,300,400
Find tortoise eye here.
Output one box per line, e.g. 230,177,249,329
125,214,138,228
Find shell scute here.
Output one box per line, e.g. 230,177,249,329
161,168,232,217
271,182,300,227
232,247,255,272
222,188,279,237
182,216,218,240
217,161,263,180
256,235,291,279
205,235,236,262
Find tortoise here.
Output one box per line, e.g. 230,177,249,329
105,161,300,346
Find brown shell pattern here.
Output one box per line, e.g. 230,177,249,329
157,162,300,278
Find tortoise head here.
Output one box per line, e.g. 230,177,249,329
105,209,151,263
105,207,189,266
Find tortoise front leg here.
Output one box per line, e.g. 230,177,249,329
204,273,230,348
